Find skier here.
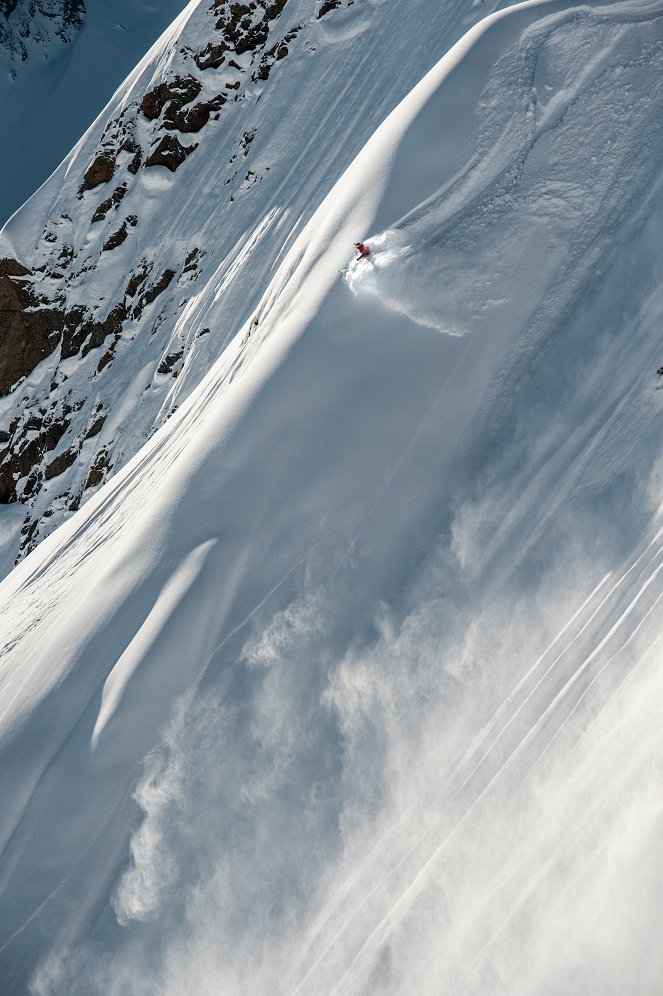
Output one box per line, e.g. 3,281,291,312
355,241,371,261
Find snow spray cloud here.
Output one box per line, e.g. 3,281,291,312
32,467,663,996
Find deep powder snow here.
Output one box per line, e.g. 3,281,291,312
1,0,663,993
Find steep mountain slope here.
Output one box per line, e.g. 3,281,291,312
0,0,487,577
0,0,189,227
2,0,663,993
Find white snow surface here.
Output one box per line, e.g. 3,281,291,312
2,0,663,992
0,0,497,575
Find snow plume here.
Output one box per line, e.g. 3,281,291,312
32,498,663,996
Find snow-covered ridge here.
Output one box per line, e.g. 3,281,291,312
2,0,663,991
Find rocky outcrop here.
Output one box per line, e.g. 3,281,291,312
318,0,341,17
157,348,184,376
44,445,78,481
0,407,72,502
91,183,127,223
146,135,198,171
140,269,176,308
84,447,111,490
194,42,226,70
140,76,202,121
102,215,137,251
79,152,115,193
140,75,225,135
0,258,68,395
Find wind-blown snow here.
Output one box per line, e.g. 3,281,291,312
2,0,663,992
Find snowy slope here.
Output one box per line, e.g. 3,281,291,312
2,0,663,993
0,0,190,227
0,0,491,577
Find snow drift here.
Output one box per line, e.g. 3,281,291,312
2,0,663,992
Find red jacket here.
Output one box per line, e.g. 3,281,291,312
355,242,370,258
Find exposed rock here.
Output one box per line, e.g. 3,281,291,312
145,135,198,171
58,303,125,361
194,42,226,70
85,448,112,490
79,305,126,359
102,223,128,252
79,152,116,194
84,411,107,439
140,76,202,122
97,348,115,373
266,0,288,17
157,348,184,375
103,213,138,251
215,0,289,56
0,259,70,396
0,257,30,278
121,138,143,175
317,0,341,16
183,248,203,275
1,0,85,64
140,269,176,309
254,23,301,81
18,516,39,554
241,129,255,154
22,469,43,500
44,445,78,481
0,413,71,503
125,263,150,299
164,95,226,133
92,183,127,223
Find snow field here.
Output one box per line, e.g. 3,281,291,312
1,0,663,992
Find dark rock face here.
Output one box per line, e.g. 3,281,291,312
157,349,184,376
65,304,126,360
0,259,67,395
84,447,111,490
194,42,226,70
44,445,77,481
101,215,136,252
79,152,116,193
318,0,341,17
140,76,225,135
102,224,128,252
91,183,127,223
145,135,198,171
214,0,289,57
140,76,202,121
164,95,226,133
0,409,72,502
141,269,176,307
